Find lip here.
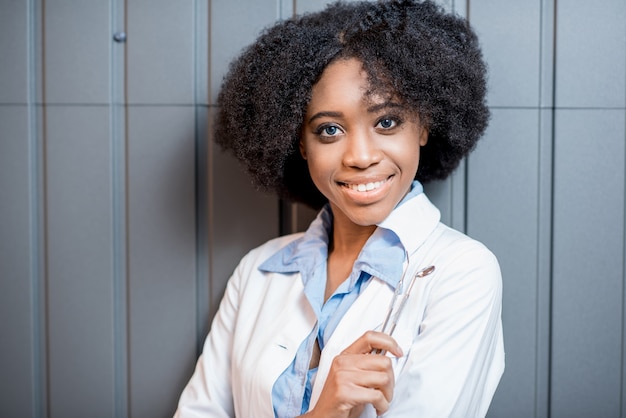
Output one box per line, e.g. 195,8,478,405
337,175,394,203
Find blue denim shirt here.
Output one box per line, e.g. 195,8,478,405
259,181,424,417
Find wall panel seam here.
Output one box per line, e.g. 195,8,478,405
40,0,52,415
28,0,46,416
621,67,626,418
535,1,556,417
546,0,558,415
206,0,215,354
122,0,132,415
194,0,211,357
111,0,129,416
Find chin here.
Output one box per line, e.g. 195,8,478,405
348,208,392,227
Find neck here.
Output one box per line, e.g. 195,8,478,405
328,203,377,256
324,207,376,300
329,222,375,257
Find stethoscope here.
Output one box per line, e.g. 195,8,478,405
372,253,435,355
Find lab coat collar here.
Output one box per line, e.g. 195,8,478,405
259,182,440,290
377,190,442,258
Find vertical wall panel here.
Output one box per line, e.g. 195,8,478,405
0,2,37,417
209,0,279,103
295,0,335,14
194,0,210,107
127,106,197,417
551,109,625,417
0,0,28,103
46,106,115,417
470,0,542,108
126,0,195,105
207,0,281,323
467,109,549,418
468,1,555,416
555,0,626,108
44,0,110,104
423,168,466,231
193,105,210,352
424,179,455,226
0,108,36,417
208,108,279,322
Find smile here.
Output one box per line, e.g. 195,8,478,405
341,178,390,192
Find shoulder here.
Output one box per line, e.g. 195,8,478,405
422,223,501,294
233,233,305,277
433,223,497,261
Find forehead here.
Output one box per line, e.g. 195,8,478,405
313,58,365,90
308,58,393,111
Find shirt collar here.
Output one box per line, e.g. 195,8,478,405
259,181,441,290
377,181,441,257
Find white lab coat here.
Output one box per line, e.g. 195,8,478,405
175,193,504,417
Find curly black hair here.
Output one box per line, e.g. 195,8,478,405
215,0,489,209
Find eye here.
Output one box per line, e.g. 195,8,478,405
323,125,340,136
314,123,344,140
377,118,398,129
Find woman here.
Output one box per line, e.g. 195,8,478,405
175,1,504,417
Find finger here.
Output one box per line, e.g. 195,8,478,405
341,331,403,357
354,368,395,403
347,405,366,418
337,384,390,416
332,364,395,402
334,352,394,374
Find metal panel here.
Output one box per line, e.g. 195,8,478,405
539,0,556,109
555,0,626,108
46,105,115,417
126,0,195,105
294,0,454,15
192,106,211,353
423,166,466,232
551,109,625,417
207,0,281,322
470,0,542,108
294,0,335,14
467,108,551,418
0,0,28,103
209,108,279,321
424,179,455,227
127,106,197,417
195,0,210,106
210,0,279,103
0,107,36,417
44,0,110,104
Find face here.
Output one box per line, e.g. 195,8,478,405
300,58,428,228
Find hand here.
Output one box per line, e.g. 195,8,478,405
301,331,403,418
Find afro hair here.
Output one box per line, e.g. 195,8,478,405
215,0,489,209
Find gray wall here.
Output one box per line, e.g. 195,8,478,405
0,0,624,417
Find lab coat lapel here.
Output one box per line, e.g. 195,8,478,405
309,277,394,407
267,272,317,375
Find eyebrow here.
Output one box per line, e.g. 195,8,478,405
367,101,406,113
307,102,406,125
307,111,343,124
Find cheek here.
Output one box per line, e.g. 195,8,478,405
393,139,421,165
303,148,328,181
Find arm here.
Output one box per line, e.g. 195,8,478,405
389,244,505,417
174,269,241,417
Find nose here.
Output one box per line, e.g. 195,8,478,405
342,130,383,169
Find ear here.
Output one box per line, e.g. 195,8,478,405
299,137,307,160
419,127,429,146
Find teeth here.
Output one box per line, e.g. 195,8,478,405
346,180,386,192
